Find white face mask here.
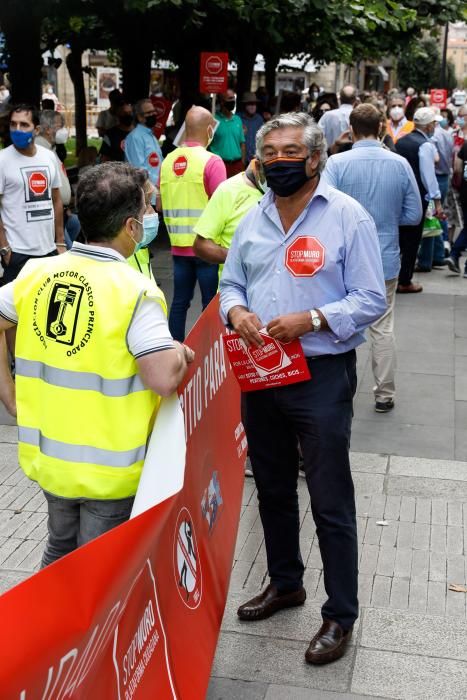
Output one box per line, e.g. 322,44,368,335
390,106,404,121
54,127,68,145
47,87,54,94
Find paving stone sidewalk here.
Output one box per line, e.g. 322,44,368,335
1,250,467,698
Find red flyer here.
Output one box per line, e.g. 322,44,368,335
223,331,311,392
199,52,229,94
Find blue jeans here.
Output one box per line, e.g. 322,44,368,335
41,491,134,567
64,213,81,249
450,202,467,267
168,255,219,341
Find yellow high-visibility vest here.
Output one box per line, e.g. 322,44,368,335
127,247,154,279
13,251,167,500
160,145,211,247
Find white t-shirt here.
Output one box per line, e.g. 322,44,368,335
0,242,175,359
0,144,61,255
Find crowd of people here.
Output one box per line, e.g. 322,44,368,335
0,79,466,669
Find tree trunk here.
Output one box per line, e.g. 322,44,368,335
264,52,279,102
0,10,42,105
66,44,87,156
235,50,256,99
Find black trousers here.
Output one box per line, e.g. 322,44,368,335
245,350,358,630
398,200,428,285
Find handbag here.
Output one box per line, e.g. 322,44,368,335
422,200,443,239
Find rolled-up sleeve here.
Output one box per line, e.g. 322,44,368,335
219,224,249,324
319,215,387,341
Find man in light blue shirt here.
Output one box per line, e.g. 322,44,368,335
318,85,357,149
324,103,422,413
220,112,386,667
124,99,163,190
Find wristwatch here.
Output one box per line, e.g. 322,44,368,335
310,309,322,332
0,245,11,257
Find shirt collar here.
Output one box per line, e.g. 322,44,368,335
414,128,430,141
136,122,152,134
70,241,126,262
339,103,353,112
352,139,382,149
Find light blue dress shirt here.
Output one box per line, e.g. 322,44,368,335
416,131,441,201
219,179,387,357
124,123,164,186
431,125,454,176
323,140,422,280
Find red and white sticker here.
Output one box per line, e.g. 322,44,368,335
246,334,288,375
173,507,202,610
148,152,160,168
28,171,48,196
173,156,188,177
285,236,325,278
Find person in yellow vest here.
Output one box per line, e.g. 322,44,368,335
127,171,159,279
0,162,194,567
386,93,414,144
160,106,226,341
193,159,265,278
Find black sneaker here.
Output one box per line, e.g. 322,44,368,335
446,257,461,274
375,399,395,413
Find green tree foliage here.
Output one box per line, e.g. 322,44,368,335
397,37,458,92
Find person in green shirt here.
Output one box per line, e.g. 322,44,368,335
209,89,247,177
193,160,265,277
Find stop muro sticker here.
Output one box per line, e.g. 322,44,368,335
285,236,325,277
173,155,188,176
246,333,285,373
148,152,160,168
28,171,48,196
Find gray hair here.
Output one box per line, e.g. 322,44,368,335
39,109,64,132
255,112,328,173
134,99,152,116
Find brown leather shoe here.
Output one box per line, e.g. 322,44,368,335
396,282,423,293
237,583,306,621
305,619,353,665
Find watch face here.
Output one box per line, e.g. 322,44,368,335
312,317,321,330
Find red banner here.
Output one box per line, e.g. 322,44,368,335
223,331,310,391
199,52,229,94
0,296,244,699
150,96,173,139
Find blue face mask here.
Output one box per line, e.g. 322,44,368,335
458,117,465,128
133,213,159,252
10,129,34,149
440,118,448,128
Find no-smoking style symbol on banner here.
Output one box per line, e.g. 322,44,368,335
173,507,202,609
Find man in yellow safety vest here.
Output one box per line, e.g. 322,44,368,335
160,106,226,341
0,162,194,566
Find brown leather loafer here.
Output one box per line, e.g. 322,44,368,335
305,619,353,665
237,583,306,621
396,282,423,294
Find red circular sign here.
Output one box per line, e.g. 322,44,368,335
28,171,47,196
173,156,188,177
152,98,166,118
246,334,285,374
173,507,202,610
285,236,325,278
206,56,223,75
148,152,160,168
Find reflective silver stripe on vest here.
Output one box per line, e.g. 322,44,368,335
165,225,195,235
15,358,145,397
164,209,204,217
18,426,146,467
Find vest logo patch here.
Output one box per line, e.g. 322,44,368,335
46,282,83,346
285,236,325,277
173,155,188,176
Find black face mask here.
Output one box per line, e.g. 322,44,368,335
224,100,236,111
120,114,133,127
145,115,157,128
263,157,317,197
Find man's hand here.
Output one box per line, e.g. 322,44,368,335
266,312,312,342
56,245,67,255
228,306,264,347
1,250,11,266
177,342,195,364
330,129,352,154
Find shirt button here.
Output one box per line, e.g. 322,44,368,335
272,296,277,301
